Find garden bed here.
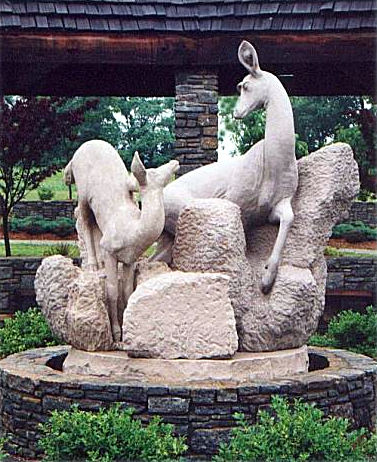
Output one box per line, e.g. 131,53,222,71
0,230,77,241
328,238,376,250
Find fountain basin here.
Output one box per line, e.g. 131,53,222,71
0,346,376,458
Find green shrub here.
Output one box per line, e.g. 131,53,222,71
0,308,59,359
0,438,6,461
38,185,55,201
10,216,75,237
358,189,377,202
331,221,377,242
215,396,376,462
309,306,377,358
43,242,80,258
39,404,187,462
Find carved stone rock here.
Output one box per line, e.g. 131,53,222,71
35,255,113,351
135,260,171,286
122,271,238,359
172,143,359,352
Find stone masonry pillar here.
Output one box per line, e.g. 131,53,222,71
174,70,218,176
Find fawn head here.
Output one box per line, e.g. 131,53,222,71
131,152,179,191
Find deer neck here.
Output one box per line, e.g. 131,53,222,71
264,80,295,162
137,187,165,243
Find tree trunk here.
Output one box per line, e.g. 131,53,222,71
2,213,11,256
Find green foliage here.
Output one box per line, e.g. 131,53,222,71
0,438,6,461
309,306,377,358
63,96,175,169
10,215,75,237
37,185,55,201
358,189,377,202
331,221,377,243
25,170,77,201
215,396,376,462
39,404,187,462
43,242,80,258
0,96,97,256
0,308,59,359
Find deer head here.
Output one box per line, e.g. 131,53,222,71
131,152,179,191
233,41,269,119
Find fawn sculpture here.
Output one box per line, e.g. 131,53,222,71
153,41,298,293
64,140,179,341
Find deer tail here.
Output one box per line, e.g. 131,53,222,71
63,161,75,185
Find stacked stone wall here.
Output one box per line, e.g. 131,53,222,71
12,201,76,221
0,347,376,458
174,71,218,175
0,257,375,316
344,202,377,228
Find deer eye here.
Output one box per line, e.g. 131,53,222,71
243,82,249,91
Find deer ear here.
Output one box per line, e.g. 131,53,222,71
238,41,262,77
131,151,147,186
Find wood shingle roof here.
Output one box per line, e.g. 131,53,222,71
0,0,376,33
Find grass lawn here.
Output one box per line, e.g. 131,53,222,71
24,170,77,201
324,246,377,258
0,242,79,257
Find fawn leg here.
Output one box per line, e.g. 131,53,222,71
104,251,121,342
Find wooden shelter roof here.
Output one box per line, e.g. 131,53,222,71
0,0,376,33
0,0,375,96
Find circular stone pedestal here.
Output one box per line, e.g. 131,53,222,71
64,346,309,385
0,346,376,459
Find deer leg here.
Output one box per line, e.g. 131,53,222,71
78,202,98,272
117,262,135,329
104,251,121,342
149,231,174,264
261,197,294,294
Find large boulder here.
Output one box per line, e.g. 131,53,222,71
122,271,238,359
35,256,114,351
172,143,359,352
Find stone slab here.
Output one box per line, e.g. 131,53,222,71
63,346,309,385
122,271,238,359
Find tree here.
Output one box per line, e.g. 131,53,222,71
0,97,95,256
60,96,175,170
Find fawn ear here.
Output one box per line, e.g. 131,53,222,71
238,41,262,77
131,151,147,186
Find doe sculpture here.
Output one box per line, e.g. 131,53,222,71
64,140,179,341
153,41,298,293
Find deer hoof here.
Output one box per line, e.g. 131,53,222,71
112,325,122,342
260,265,278,294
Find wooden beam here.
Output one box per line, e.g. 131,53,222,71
1,31,375,96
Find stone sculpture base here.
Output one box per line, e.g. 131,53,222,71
1,346,376,459
63,346,308,384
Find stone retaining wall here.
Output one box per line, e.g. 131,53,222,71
326,257,376,294
0,257,80,314
12,201,76,221
345,202,377,228
0,256,375,316
0,346,376,458
11,200,376,228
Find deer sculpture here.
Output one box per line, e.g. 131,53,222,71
153,40,298,294
64,140,179,341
